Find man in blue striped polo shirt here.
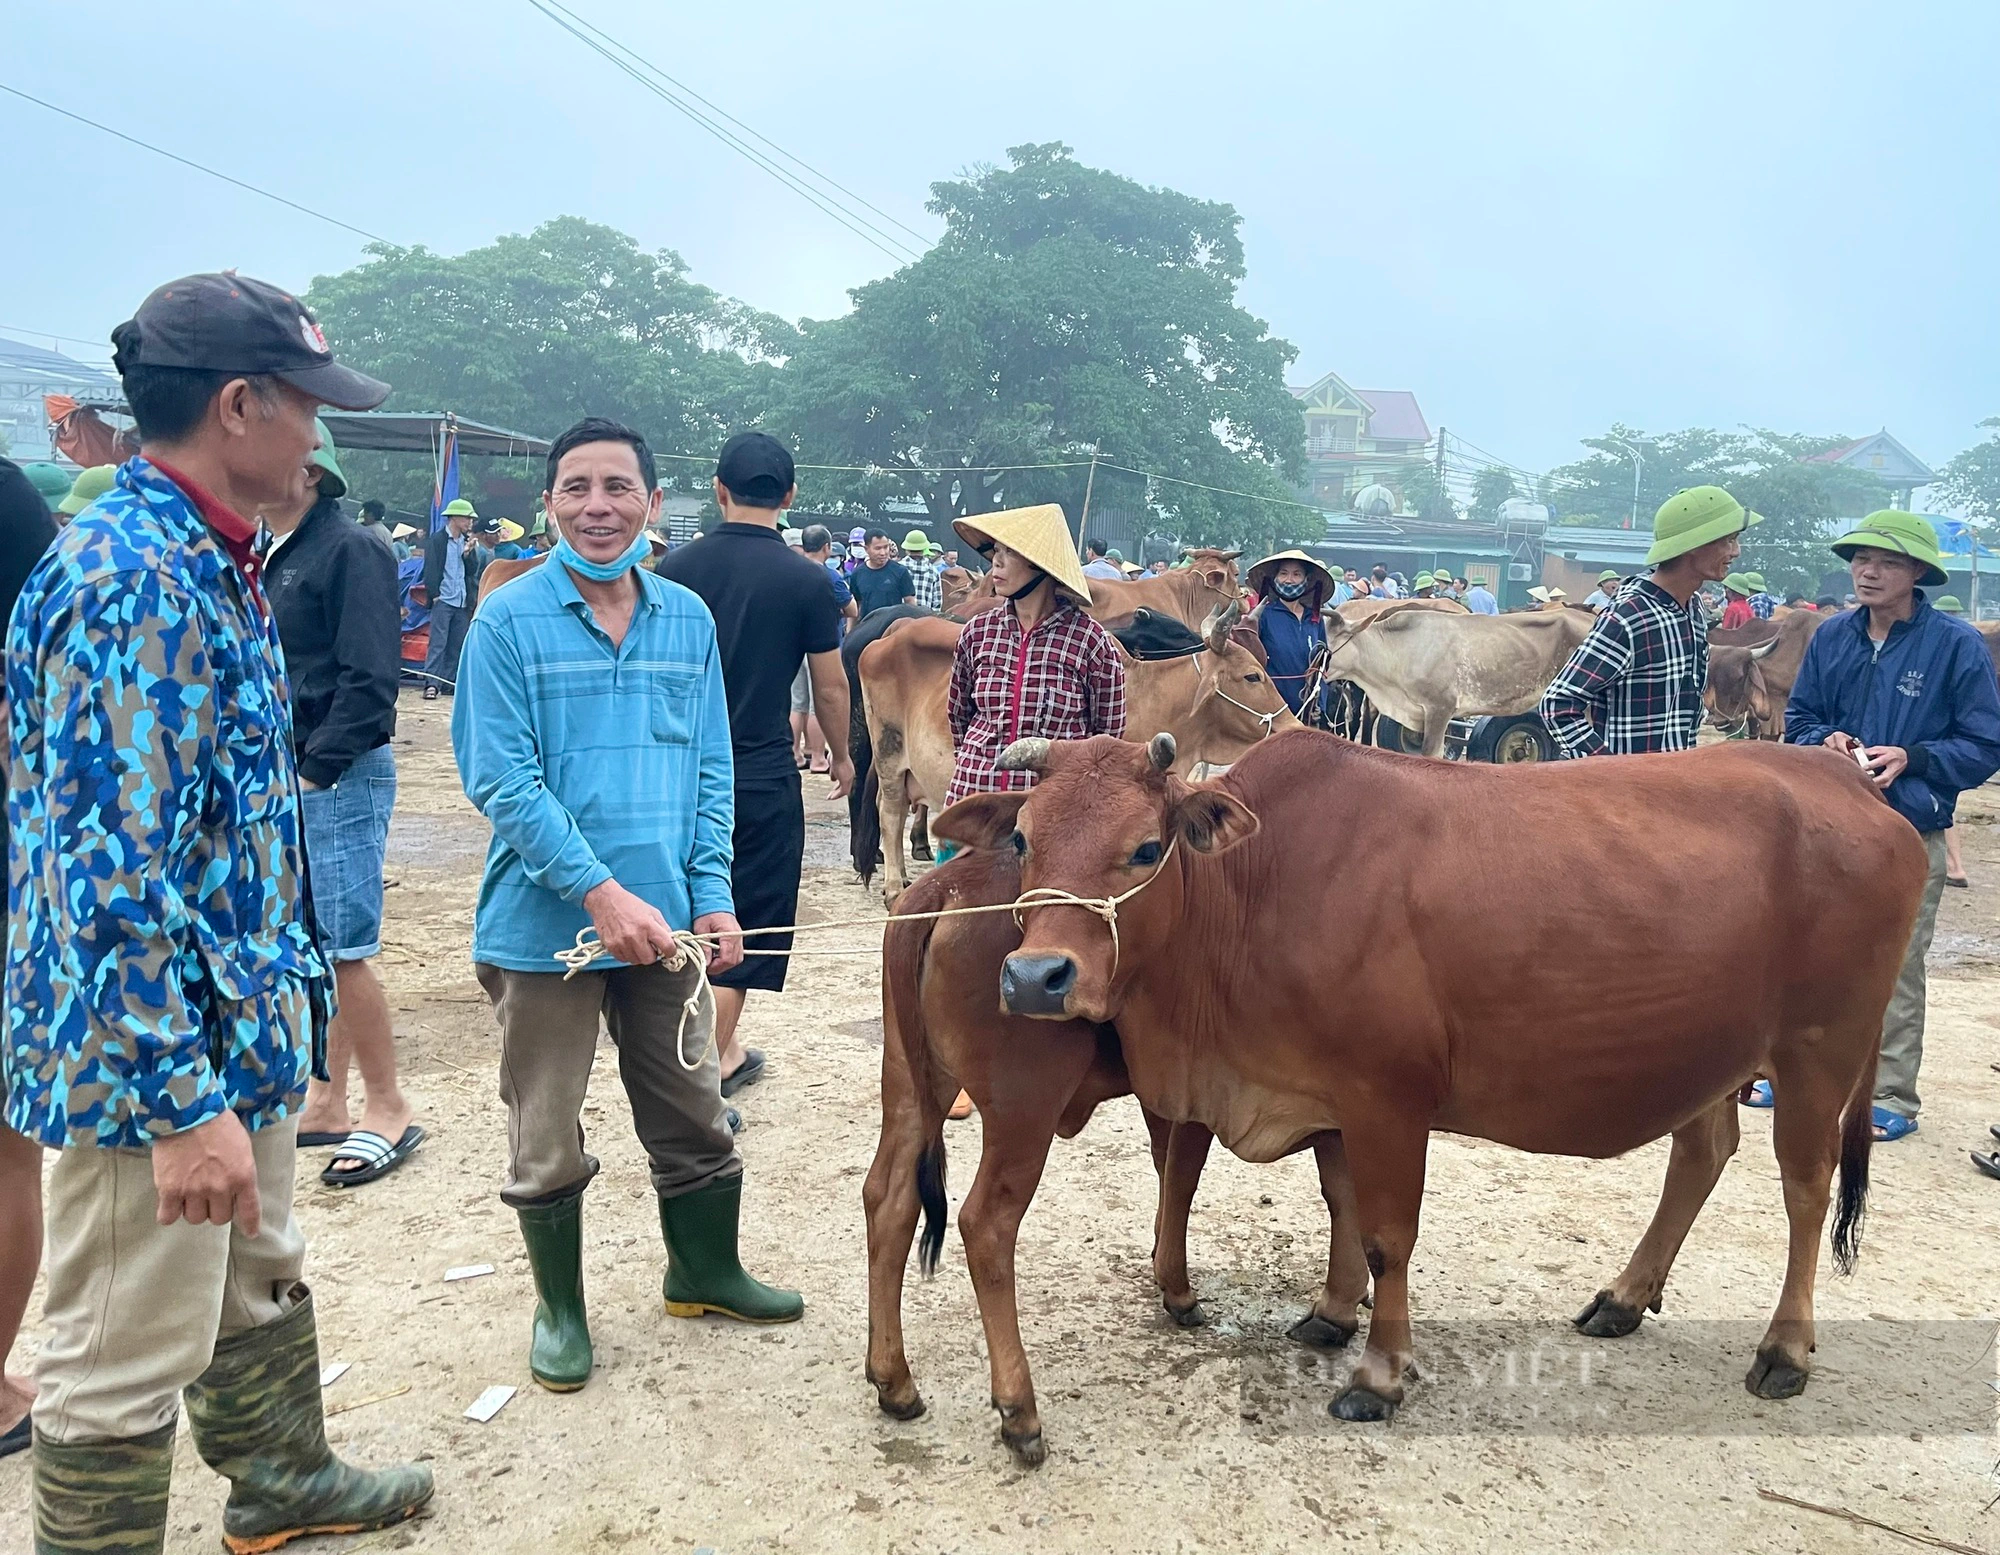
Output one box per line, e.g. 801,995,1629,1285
454,417,803,1397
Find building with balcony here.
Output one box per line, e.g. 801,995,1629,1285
1290,370,1433,511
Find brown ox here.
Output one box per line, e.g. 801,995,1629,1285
863,847,1367,1464
952,549,1241,633
1705,609,1828,738
476,552,547,608
1976,619,2000,679
1321,604,1592,757
854,605,1295,903
935,730,1923,1428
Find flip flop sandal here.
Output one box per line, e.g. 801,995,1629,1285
1947,876,1971,888
948,1089,974,1121
1973,1150,2000,1182
1987,1123,2000,1144
0,1411,29,1460
726,1107,744,1136
1741,1080,1775,1109
1870,1106,1918,1143
720,1050,766,1098
297,1130,353,1148
321,1125,425,1187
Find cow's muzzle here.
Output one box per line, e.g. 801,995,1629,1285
1001,953,1077,1017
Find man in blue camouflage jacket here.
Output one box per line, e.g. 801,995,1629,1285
6,274,432,1555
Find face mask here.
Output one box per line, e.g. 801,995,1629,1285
1274,580,1308,601
552,529,650,582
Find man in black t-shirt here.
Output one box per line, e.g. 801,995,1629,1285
659,433,851,1096
849,529,915,617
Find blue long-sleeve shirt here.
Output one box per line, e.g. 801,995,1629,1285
452,560,736,972
1785,597,2000,834
1257,599,1327,715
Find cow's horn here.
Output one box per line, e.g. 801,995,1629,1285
996,738,1052,773
1148,732,1178,771
1747,637,1782,660
1201,599,1242,651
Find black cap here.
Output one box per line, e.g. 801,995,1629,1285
111,272,390,411
715,431,795,504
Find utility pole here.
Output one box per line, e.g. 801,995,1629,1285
1608,436,1646,530
1076,447,1100,555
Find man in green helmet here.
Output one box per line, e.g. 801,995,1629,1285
1542,486,1760,757
1776,511,2000,1149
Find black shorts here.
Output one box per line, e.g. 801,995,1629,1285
712,772,805,993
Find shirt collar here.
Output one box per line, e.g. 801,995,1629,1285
545,555,663,616
140,455,264,586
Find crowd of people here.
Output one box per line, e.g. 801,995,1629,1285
5,269,2000,1553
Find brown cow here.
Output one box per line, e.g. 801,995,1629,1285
1976,619,2000,679
863,848,1367,1464
475,551,547,607
952,549,1240,633
935,730,1924,1428
1705,609,1829,738
855,604,1295,903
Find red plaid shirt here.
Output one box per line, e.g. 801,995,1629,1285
945,599,1127,804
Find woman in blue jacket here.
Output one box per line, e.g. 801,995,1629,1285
1250,550,1334,719
1775,511,2000,1149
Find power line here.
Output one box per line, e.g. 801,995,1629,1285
0,82,393,245
538,0,931,250
652,453,1092,474
0,324,112,358
524,2,923,267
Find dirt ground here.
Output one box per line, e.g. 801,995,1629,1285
9,695,2000,1554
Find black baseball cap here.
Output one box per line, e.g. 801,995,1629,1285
111,272,390,411
715,431,795,505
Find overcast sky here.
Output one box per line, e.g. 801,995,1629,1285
6,0,1994,481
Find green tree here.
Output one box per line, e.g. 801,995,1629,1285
1467,466,1518,525
1400,463,1458,522
1937,418,2000,525
778,143,1306,554
305,218,790,510
1547,425,1885,598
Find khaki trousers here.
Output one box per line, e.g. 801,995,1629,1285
1876,829,1949,1121
476,961,741,1205
34,1116,305,1443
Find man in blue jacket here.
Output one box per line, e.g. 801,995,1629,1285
1781,510,2000,1144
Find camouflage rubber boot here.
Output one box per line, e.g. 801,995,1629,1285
516,1187,593,1392
182,1286,434,1554
659,1174,804,1324
32,1422,174,1555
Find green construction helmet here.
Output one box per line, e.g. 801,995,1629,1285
1742,571,1768,593
309,419,347,500
58,464,118,517
1646,486,1762,566
443,497,478,520
1722,572,1752,595
1830,510,1949,588
23,461,73,508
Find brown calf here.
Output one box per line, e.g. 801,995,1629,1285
940,730,1925,1423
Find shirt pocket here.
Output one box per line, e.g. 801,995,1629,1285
647,666,703,745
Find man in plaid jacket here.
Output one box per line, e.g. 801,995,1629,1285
1541,486,1761,757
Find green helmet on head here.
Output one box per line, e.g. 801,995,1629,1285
1645,486,1763,567
309,419,347,500
1829,510,1949,588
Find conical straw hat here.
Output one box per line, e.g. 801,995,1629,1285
952,504,1091,603
1245,549,1334,599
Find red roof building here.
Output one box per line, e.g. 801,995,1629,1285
1289,370,1433,511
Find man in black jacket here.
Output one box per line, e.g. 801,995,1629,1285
264,428,423,1188
419,496,484,698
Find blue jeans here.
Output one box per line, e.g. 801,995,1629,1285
299,744,397,962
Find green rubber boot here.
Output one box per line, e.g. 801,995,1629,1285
659,1174,804,1324
182,1285,434,1554
516,1187,593,1392
32,1422,174,1555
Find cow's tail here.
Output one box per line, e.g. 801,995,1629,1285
884,901,950,1275
848,652,880,883
1830,1048,1877,1276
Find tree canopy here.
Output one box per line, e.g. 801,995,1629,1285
776,143,1306,552
1548,425,1888,597
305,218,789,509
1937,417,2000,527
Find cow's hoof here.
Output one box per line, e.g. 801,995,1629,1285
1002,1427,1047,1467
874,1387,926,1421
1287,1313,1358,1350
1573,1291,1645,1338
1744,1350,1810,1400
1165,1299,1208,1329
1329,1385,1399,1423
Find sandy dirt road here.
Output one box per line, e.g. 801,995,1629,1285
8,693,2000,1554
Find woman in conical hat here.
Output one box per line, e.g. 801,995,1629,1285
936,504,1131,1117
1246,549,1334,717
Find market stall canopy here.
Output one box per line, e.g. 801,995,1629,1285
317,412,549,457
